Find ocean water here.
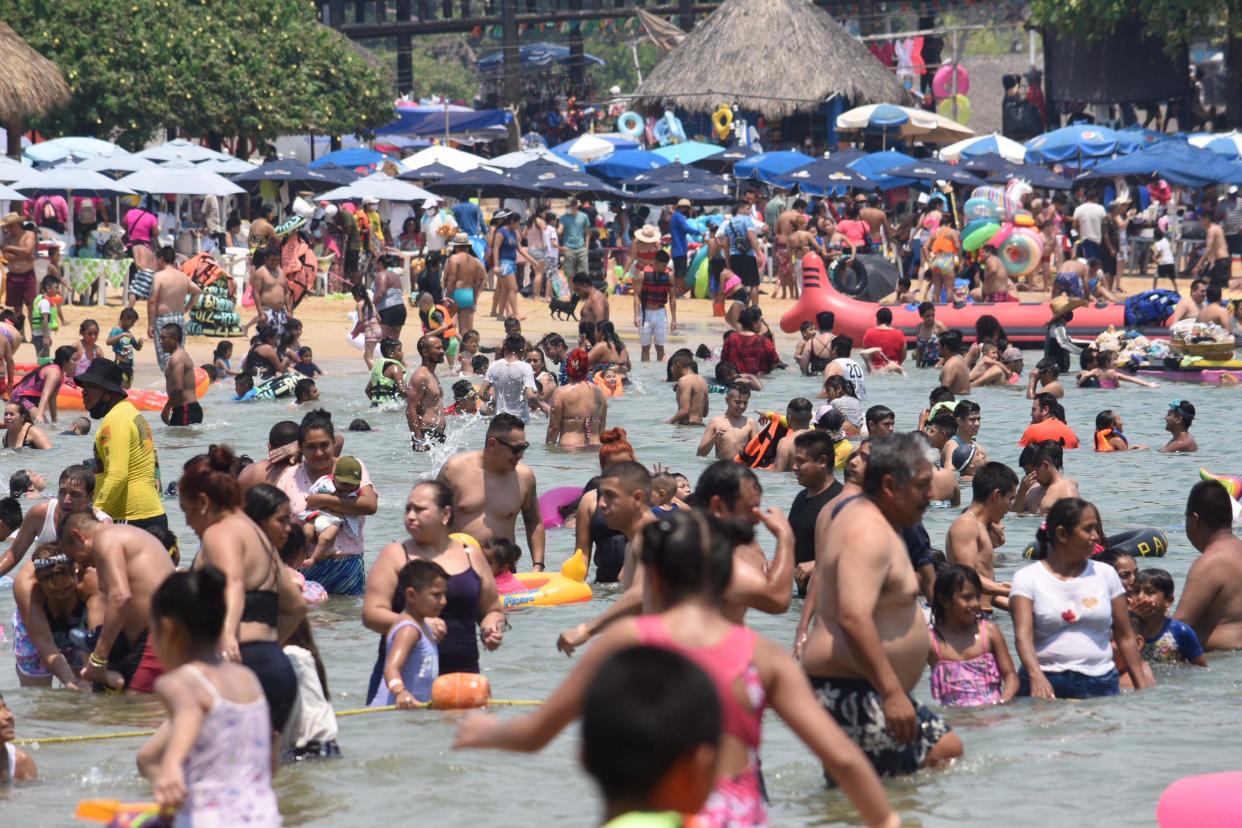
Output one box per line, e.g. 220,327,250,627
1,356,1239,827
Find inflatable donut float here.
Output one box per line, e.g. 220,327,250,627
14,364,211,413
539,486,583,530
1156,772,1242,827
1022,527,1168,560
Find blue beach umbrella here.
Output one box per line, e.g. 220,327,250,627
692,146,758,174
847,150,917,190
586,149,668,181
732,150,814,181
883,160,984,186
631,182,733,205
1025,125,1127,164
621,164,725,190
772,158,874,194
1078,141,1240,188
309,148,393,170
651,141,725,165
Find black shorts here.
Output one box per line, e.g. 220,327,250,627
1228,234,1242,257
167,402,203,426
124,513,170,537
344,249,361,278
240,640,298,732
708,256,726,287
1209,257,1232,288
1157,263,1177,283
377,304,407,327
672,254,688,280
730,253,760,288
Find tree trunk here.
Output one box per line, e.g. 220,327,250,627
205,131,224,152
4,120,21,160
1228,16,1242,129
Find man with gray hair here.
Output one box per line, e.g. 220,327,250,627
801,432,963,777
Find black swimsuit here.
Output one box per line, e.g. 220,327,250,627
237,534,298,732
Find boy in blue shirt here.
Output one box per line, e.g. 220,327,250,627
1133,568,1208,666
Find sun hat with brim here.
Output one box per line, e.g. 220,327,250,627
634,225,661,244
274,215,307,237
1,212,23,227
1049,296,1087,323
74,358,127,396
676,198,692,208
451,232,471,247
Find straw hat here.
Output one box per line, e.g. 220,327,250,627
1,212,23,228
451,232,471,247
676,198,692,209
1049,295,1088,322
634,225,661,244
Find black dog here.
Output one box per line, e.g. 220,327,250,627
549,295,579,320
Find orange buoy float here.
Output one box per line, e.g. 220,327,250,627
431,672,492,710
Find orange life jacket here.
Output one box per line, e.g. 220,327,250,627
1095,428,1126,452
735,417,788,469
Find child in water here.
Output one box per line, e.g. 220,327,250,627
1094,549,1138,604
234,372,258,402
649,473,684,518
1117,614,1159,690
457,330,482,374
299,456,363,567
0,691,38,781
927,565,1019,707
212,341,234,377
107,307,143,388
1077,349,1157,389
137,566,280,824
372,559,447,707
482,537,525,595
1131,568,1208,666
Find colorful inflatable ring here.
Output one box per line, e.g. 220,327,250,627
1156,772,1242,827
960,217,993,242
962,197,1001,223
999,231,1042,277
936,94,971,125
254,372,298,401
693,254,711,298
962,221,1000,252
711,105,734,139
503,572,593,609
431,672,491,709
616,111,644,139
1199,468,1242,499
664,111,686,143
450,531,481,551
1013,212,1036,227
989,224,1015,250
539,486,583,530
971,185,1006,208
1022,527,1167,560
11,365,212,413
932,63,970,98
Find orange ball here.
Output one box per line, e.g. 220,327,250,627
431,672,491,709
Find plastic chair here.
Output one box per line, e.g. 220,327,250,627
316,253,336,295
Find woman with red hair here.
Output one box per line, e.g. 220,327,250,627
546,348,607,449
567,427,638,583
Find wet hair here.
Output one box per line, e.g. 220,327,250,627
0,497,21,535
1034,497,1096,559
471,355,489,374
1134,567,1174,601
738,306,763,332
487,412,526,439
380,338,402,358
918,301,935,316
1186,479,1234,532
863,433,935,497
4,401,33,426
1095,409,1119,432
581,645,720,804
939,328,964,355
831,334,853,358
794,429,836,465
823,374,857,400
397,558,450,594
268,420,300,449
597,321,625,354
815,311,835,332
298,410,335,445
954,399,981,421
600,460,653,498
598,428,636,469
53,344,76,370
714,361,738,383
539,332,566,351
786,397,813,427
930,412,958,435
348,418,372,431
692,461,761,510
929,385,954,405
235,372,255,391
1034,391,1058,413
666,350,694,381
413,479,455,512
726,382,751,399
9,469,34,499
875,307,892,325
293,378,316,403
865,404,894,429
974,314,1005,343
931,564,983,627
502,333,526,357
1036,356,1062,376
244,483,290,525
1207,285,1223,303
151,565,228,647
640,509,746,602
180,444,242,509
971,462,1018,502
31,542,74,580
1030,439,1064,470
481,536,522,573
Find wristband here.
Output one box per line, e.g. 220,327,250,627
533,561,545,571
89,652,108,668
387,679,405,694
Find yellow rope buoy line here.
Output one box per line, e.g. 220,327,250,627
14,698,544,746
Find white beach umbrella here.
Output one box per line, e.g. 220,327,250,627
136,138,233,163
117,160,245,196
400,145,487,173
0,157,31,182
939,132,1026,164
318,172,436,202
78,154,160,174
200,157,259,175
554,134,618,163
0,183,28,201
487,146,578,169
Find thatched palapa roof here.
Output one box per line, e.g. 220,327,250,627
632,0,908,120
0,22,70,125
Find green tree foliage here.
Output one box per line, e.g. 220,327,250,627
1028,0,1235,50
8,0,394,151
584,37,661,95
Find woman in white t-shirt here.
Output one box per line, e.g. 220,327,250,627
1011,498,1152,699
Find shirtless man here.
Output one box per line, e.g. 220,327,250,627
437,413,545,570
697,383,756,460
971,245,1011,302
158,324,201,426
946,462,1017,613
859,195,891,253
937,329,971,394
1160,399,1198,453
772,397,815,472
1169,278,1207,325
802,433,963,776
442,233,486,335
1,212,37,337
557,460,794,655
59,511,175,693
1176,480,1242,650
238,420,300,493
248,205,276,250
147,245,201,371
249,248,291,338
1194,209,1231,290
667,354,708,425
573,273,609,325
407,335,446,450
774,198,807,299
1015,440,1078,515
0,308,24,399
1196,285,1231,330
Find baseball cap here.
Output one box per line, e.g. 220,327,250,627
334,456,363,487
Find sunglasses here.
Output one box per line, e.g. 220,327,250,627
493,436,530,455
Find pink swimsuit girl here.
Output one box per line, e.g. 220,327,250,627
929,620,1003,707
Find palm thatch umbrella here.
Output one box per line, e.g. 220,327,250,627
0,23,71,158
632,0,907,120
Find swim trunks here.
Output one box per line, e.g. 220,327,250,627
301,554,365,596
128,267,154,300
4,270,36,306
377,303,407,328
808,675,950,778
167,402,203,426
1054,272,1084,298
452,287,475,310
107,628,164,693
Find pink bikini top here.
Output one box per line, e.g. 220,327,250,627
636,614,765,749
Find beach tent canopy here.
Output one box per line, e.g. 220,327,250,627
377,104,512,138
117,160,245,196
1077,141,1240,188
633,0,906,118
476,43,604,72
